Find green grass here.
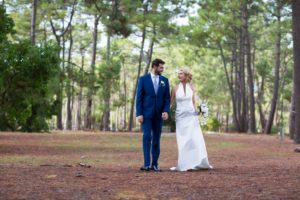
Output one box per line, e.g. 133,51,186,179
206,140,246,151
0,133,144,166
0,155,47,165
0,132,248,167
258,150,291,158
45,135,141,151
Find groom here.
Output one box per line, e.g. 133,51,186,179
136,58,170,172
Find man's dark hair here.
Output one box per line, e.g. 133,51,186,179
152,58,165,68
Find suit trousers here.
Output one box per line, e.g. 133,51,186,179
141,116,163,167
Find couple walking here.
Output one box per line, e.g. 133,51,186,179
136,58,213,172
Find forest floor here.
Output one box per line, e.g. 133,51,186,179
0,131,300,200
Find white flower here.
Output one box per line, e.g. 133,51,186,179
160,80,165,86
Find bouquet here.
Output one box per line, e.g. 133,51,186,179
198,101,209,125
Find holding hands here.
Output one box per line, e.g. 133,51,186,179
138,113,168,124
162,112,168,120
137,115,144,123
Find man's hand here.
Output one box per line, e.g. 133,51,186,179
162,112,169,120
137,115,144,123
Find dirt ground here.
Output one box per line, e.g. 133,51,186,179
0,131,300,200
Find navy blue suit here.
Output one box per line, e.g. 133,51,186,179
136,73,170,167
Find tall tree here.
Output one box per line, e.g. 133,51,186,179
128,1,147,131
84,14,100,129
98,41,122,131
244,0,256,133
264,0,282,134
66,26,74,130
256,59,270,131
239,2,248,132
30,0,37,44
289,82,295,139
184,0,248,132
47,0,76,130
291,0,300,143
99,0,132,131
77,47,85,130
100,35,111,131
143,26,156,75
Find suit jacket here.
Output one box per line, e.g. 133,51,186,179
136,73,170,119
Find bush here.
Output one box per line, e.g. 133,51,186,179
0,41,60,132
0,6,61,132
202,117,221,132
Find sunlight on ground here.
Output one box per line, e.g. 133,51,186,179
1,131,291,168
1,132,247,167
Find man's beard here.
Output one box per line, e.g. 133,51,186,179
156,70,162,75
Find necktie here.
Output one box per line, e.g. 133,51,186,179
154,76,159,94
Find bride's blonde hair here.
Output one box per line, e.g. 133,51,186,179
178,68,192,83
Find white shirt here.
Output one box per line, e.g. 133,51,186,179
151,72,159,82
151,72,159,93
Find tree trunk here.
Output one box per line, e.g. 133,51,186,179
56,38,63,130
76,87,83,130
144,26,156,75
244,4,256,133
218,42,241,131
277,49,288,130
264,1,281,134
289,82,295,139
257,77,266,132
76,50,85,130
232,35,242,132
292,0,300,143
128,4,148,131
84,15,100,130
226,100,230,132
56,86,63,130
101,35,111,131
128,27,146,131
49,3,76,130
59,21,66,130
122,58,127,130
66,26,73,130
239,5,247,132
30,0,37,45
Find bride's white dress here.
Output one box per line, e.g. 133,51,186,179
171,83,212,171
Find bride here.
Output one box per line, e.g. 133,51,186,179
170,68,213,171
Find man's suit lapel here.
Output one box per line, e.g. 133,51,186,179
157,76,162,95
147,74,156,95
